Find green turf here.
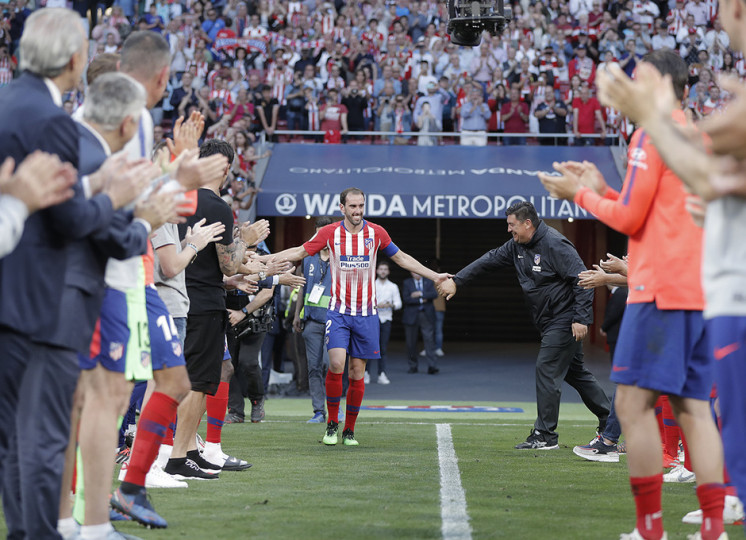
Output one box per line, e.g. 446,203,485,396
1,399,739,539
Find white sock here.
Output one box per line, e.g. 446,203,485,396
57,517,78,538
80,522,114,540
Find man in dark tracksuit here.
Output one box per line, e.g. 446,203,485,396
440,201,610,449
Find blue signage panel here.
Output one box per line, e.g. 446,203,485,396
257,144,623,219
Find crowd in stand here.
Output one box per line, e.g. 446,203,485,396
0,0,739,147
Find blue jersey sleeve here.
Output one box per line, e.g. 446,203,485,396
382,241,399,258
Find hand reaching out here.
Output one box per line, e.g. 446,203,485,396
437,277,457,300
278,271,305,287
184,217,225,250
240,219,270,246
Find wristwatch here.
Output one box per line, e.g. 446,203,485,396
258,271,267,281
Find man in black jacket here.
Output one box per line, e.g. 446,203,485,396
438,201,610,449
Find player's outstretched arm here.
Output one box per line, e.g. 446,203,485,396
390,250,451,285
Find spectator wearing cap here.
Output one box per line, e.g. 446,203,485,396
652,21,676,50
572,82,605,146
619,38,643,76
438,76,457,133
568,43,597,86
411,39,434,75
535,46,564,87
202,7,226,44
534,84,568,146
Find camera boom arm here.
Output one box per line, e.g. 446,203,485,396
446,0,512,47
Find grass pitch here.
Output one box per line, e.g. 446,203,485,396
1,399,738,539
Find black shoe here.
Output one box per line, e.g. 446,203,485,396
514,429,559,450
187,450,221,472
224,412,244,424
164,458,220,480
221,456,252,471
427,367,440,374
407,367,418,374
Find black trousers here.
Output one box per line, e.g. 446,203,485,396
404,311,438,370
0,329,79,539
227,330,266,418
533,328,610,441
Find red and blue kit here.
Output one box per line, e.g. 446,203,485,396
303,220,399,317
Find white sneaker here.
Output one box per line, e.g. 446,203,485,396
682,494,744,525
203,441,227,468
154,444,173,470
435,348,444,357
378,372,390,385
363,372,370,384
663,464,695,483
620,529,668,540
117,460,128,482
145,462,188,488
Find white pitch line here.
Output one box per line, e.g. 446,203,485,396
436,423,472,540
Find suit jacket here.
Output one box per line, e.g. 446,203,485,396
401,277,437,325
0,73,115,347
47,124,149,352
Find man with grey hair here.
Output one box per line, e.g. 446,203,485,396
56,71,182,540
108,30,232,530
0,9,149,539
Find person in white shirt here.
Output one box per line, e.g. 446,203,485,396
651,22,676,50
370,261,402,385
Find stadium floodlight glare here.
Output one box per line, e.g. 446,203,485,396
446,0,512,47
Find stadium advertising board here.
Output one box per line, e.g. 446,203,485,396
258,144,623,220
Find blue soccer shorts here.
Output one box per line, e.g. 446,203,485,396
612,302,713,400
146,285,186,370
80,287,129,372
325,310,380,360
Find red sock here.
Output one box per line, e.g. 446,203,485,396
630,474,664,540
206,382,229,444
162,419,176,447
697,483,725,540
325,371,343,423
125,392,178,486
344,378,365,432
654,396,665,441
660,396,680,460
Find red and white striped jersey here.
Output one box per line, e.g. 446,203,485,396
303,220,399,316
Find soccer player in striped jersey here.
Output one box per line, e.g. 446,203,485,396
271,187,450,445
